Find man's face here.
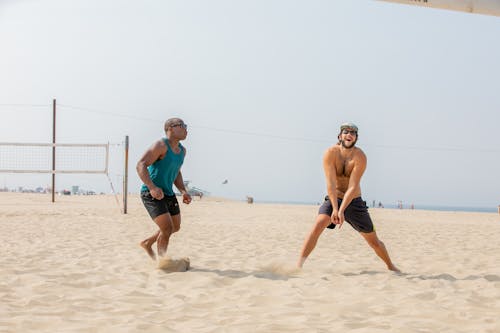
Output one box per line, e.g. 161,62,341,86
340,128,357,148
169,121,188,140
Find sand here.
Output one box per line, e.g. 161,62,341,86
1,192,499,333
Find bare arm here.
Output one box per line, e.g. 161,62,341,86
173,171,187,194
323,148,340,223
174,170,192,204
136,140,167,199
173,148,192,204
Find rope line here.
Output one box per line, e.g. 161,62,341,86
3,102,499,153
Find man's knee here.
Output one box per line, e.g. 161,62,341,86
367,237,384,249
314,215,331,232
171,216,181,233
159,223,173,236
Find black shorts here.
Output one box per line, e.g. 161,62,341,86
318,196,374,233
140,191,180,219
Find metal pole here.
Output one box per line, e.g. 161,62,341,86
123,135,129,214
52,99,56,203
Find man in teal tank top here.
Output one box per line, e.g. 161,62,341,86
136,117,192,260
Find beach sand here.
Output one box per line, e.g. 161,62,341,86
1,192,499,332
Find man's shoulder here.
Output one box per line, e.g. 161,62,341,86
324,145,340,159
153,138,168,151
327,144,341,153
354,147,367,161
354,146,365,154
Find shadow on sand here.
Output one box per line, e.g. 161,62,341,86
407,273,500,282
188,267,297,281
342,270,500,282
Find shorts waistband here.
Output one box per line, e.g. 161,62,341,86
325,195,362,201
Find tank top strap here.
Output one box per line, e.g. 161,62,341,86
163,138,185,156
162,138,171,150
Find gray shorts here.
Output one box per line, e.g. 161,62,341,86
318,196,374,233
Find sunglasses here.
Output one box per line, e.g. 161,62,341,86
171,123,188,129
342,129,357,135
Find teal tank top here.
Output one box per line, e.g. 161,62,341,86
140,139,185,196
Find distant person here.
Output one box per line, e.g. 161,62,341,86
297,122,399,272
136,118,192,260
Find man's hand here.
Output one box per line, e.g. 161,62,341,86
331,210,340,226
182,193,192,204
337,210,345,229
150,186,164,200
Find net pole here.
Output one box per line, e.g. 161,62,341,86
52,98,56,203
123,135,129,214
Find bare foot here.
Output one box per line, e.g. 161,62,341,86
388,264,401,273
140,240,156,260
297,257,306,268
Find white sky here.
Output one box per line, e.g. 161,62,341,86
1,0,500,208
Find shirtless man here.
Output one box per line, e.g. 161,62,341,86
298,122,399,272
137,117,192,260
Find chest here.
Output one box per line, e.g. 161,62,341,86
156,148,184,168
336,157,355,177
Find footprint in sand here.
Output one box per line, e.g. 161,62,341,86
157,257,190,272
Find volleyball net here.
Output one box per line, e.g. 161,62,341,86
0,140,129,213
0,142,108,174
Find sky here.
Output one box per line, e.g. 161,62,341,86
1,0,500,208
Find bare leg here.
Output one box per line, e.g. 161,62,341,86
140,230,160,260
360,232,400,272
155,213,182,258
297,214,331,267
155,214,173,257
